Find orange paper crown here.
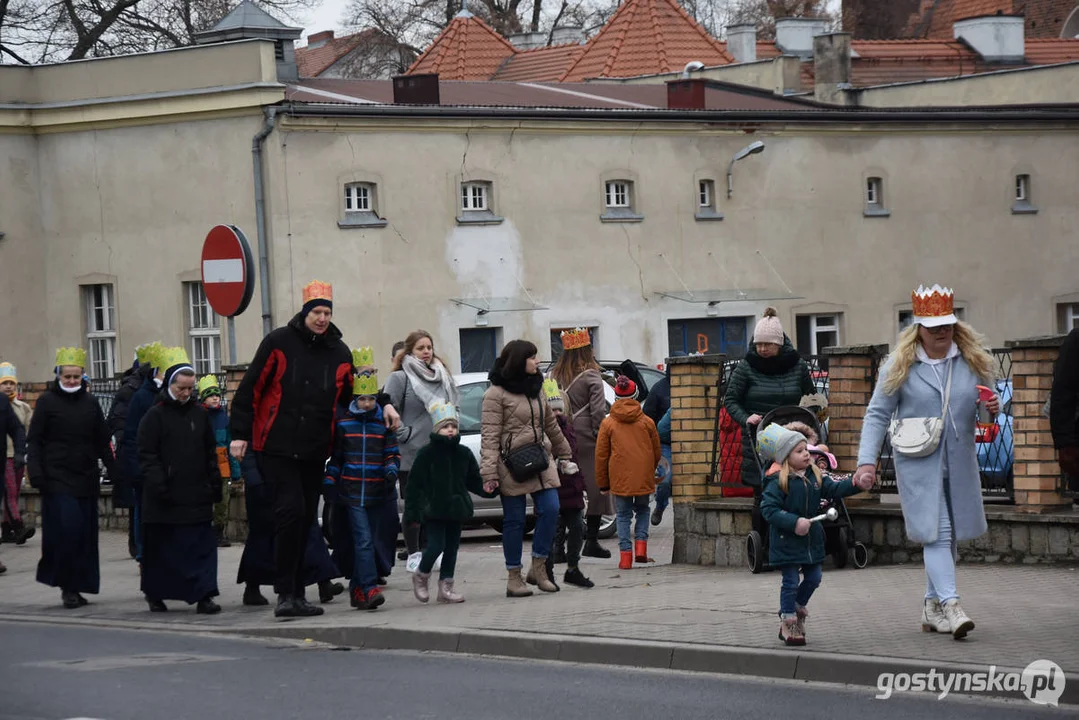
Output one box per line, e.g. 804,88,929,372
911,284,954,318
302,280,333,305
560,328,591,351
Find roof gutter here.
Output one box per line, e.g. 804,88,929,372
280,101,1079,124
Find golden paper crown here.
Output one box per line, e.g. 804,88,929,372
197,375,221,397
136,341,164,367
303,280,333,305
157,346,191,371
352,347,375,368
429,401,458,427
55,347,87,369
542,378,561,401
911,284,954,319
0,363,16,383
560,327,591,351
353,371,379,396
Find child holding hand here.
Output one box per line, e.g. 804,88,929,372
757,424,873,647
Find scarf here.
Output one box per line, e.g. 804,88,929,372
402,353,459,411
744,341,802,376
488,364,544,398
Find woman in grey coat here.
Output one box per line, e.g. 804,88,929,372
854,285,999,640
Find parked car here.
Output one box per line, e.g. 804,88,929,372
396,373,617,538
977,379,1013,487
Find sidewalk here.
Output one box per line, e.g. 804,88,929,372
1,528,1076,704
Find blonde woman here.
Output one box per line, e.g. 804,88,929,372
854,285,999,641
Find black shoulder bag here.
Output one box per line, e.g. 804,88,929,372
500,396,550,482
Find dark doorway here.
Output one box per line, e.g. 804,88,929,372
667,317,749,359
459,328,498,373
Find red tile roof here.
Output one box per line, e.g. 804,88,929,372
1024,37,1079,64
557,0,733,81
908,0,1014,39
406,12,517,80
297,30,379,77
492,43,586,82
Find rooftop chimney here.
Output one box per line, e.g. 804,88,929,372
550,25,585,45
953,15,1025,62
774,17,830,59
507,31,547,50
393,73,440,105
813,33,851,105
307,30,334,49
667,79,706,110
726,24,757,63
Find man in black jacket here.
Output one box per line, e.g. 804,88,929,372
230,281,399,618
0,392,26,575
1050,328,1079,495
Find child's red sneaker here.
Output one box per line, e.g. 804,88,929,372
350,588,368,610
365,587,385,610
634,540,653,563
618,550,633,569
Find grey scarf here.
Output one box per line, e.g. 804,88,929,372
402,354,459,412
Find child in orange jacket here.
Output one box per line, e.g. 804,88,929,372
595,376,662,569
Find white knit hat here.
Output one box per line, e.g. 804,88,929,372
753,307,784,345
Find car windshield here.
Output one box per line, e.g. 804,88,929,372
457,381,488,435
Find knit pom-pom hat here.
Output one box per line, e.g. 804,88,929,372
753,307,784,346
614,375,638,400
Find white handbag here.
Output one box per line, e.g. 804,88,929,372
888,360,953,458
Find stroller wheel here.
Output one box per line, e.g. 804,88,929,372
746,530,764,574
853,542,869,569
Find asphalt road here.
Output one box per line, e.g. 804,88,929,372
0,622,1064,720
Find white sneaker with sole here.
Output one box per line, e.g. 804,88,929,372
942,599,975,639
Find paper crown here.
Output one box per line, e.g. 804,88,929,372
198,375,221,397
429,401,458,427
135,342,163,366
911,284,955,319
303,280,333,305
157,346,191,371
353,371,379,397
560,328,591,351
542,378,562,401
352,347,374,369
0,363,16,383
55,347,87,369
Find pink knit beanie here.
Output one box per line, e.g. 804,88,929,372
753,307,784,345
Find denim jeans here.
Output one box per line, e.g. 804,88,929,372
346,502,382,593
654,445,673,512
501,488,559,570
614,494,650,552
923,478,959,604
779,563,823,617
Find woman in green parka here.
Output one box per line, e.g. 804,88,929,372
723,308,817,485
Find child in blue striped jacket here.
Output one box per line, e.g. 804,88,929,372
324,369,400,611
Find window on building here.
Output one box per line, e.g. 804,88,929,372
550,327,598,364
899,306,966,332
601,179,642,222
1012,174,1037,214
796,313,841,356
605,180,630,208
83,284,117,379
461,182,489,211
345,183,371,212
186,282,221,375
695,178,723,221
456,180,502,225
459,328,500,373
864,177,889,217
1058,303,1079,333
340,182,386,228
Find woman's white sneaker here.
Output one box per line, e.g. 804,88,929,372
921,598,950,633
942,599,975,639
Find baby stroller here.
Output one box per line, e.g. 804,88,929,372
743,406,869,574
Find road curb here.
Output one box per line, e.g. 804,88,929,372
230,623,1078,707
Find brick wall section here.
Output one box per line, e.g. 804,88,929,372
18,382,50,411
822,344,888,501
669,354,726,503
224,364,249,401
1022,0,1079,38
1006,336,1071,512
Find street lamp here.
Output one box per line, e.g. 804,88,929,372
727,140,765,198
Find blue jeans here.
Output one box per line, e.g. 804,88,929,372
655,445,673,512
501,488,559,570
779,563,823,617
924,479,958,604
614,494,650,552
346,502,382,593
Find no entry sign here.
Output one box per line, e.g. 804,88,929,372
201,225,255,318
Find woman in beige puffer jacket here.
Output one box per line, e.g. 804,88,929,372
481,340,573,598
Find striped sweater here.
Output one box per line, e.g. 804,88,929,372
324,401,400,507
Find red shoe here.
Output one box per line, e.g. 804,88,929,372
618,550,633,569
350,588,368,610
365,587,385,610
634,540,653,563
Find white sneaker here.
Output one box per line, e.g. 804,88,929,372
921,598,950,633
941,599,975,639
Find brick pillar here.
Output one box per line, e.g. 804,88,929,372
19,382,50,411
669,354,727,505
223,364,249,403
1006,336,1070,513
822,344,888,503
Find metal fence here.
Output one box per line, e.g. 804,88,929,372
873,349,1014,502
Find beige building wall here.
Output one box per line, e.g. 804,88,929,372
850,62,1079,107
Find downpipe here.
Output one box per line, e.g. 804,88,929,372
252,106,277,337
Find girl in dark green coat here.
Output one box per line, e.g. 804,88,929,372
723,308,816,486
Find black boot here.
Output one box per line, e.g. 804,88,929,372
318,580,344,603
148,599,168,612
62,591,81,609
243,584,269,606
582,515,611,559
564,566,595,588
0,522,13,544
292,592,325,617
11,521,33,545
551,522,567,564
197,597,222,615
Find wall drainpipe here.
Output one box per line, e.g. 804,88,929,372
252,106,277,337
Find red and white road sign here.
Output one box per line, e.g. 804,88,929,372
200,225,255,318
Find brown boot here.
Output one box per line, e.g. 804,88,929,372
530,557,559,593
506,568,533,598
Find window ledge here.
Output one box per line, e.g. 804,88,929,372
1011,201,1038,215
863,206,891,218
694,209,725,222
456,211,504,226
338,213,388,229
600,209,644,223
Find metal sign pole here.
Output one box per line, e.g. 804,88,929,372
227,315,238,366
